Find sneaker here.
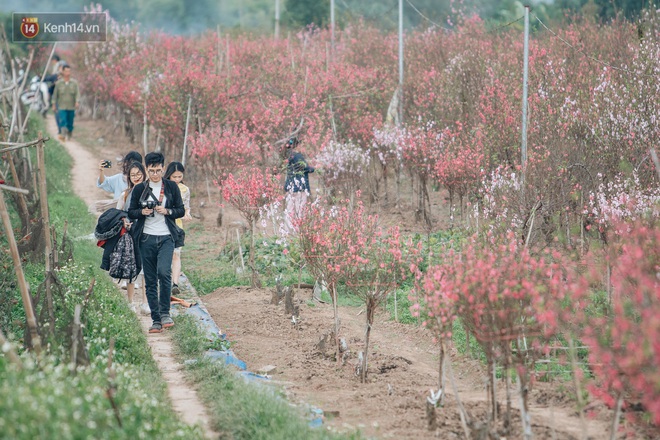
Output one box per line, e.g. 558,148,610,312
148,322,162,333
161,315,174,328
171,284,180,296
130,304,137,313
140,302,151,316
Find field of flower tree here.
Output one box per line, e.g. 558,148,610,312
48,4,660,437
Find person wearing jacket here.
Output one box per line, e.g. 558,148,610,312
94,208,141,276
283,136,315,231
128,152,184,333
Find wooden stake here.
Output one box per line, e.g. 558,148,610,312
447,354,471,439
0,187,41,354
4,151,30,231
142,89,148,157
71,304,81,368
36,135,55,335
609,394,623,440
236,229,245,273
569,338,588,440
182,95,192,166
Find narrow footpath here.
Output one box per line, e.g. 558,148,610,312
46,116,218,439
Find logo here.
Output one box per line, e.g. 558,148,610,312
20,17,39,39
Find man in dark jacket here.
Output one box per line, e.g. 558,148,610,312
128,152,184,333
284,136,315,231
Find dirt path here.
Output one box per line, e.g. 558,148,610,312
47,116,218,439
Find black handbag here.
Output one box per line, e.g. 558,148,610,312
174,225,185,248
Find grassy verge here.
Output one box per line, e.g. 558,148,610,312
0,115,203,439
171,315,362,440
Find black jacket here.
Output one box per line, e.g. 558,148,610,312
94,208,141,274
127,179,185,245
284,150,314,193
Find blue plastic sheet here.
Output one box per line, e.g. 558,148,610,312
184,303,226,340
203,349,247,370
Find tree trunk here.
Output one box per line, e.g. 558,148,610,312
361,296,376,383
248,219,261,288
438,338,445,390
331,283,341,364
489,357,498,422
517,370,532,440
505,357,512,430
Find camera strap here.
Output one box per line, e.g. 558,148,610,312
146,181,165,204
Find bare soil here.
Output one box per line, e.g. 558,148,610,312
202,286,616,439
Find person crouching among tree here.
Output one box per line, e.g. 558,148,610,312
128,152,185,333
284,136,315,231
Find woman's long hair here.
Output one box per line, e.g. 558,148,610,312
164,161,185,182
124,162,146,203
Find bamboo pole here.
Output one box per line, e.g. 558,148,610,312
71,304,81,368
609,394,623,440
569,338,588,440
0,187,41,354
4,152,30,231
20,44,57,138
0,182,29,194
142,79,149,157
0,138,44,151
181,95,192,166
650,148,660,181
36,135,55,335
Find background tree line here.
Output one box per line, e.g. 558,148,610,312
0,0,655,36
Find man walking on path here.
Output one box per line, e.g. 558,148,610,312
45,54,65,133
51,64,79,142
128,152,185,333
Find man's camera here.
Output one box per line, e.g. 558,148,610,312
140,200,160,216
101,160,112,168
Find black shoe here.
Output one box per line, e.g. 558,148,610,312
161,315,174,328
172,284,180,296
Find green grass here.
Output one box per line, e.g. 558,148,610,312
0,114,203,439
185,267,246,295
181,226,249,294
171,315,362,440
385,288,417,325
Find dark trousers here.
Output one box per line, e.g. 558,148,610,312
53,106,60,134
139,233,174,323
58,109,75,135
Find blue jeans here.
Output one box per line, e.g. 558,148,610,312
139,234,174,323
58,109,75,135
